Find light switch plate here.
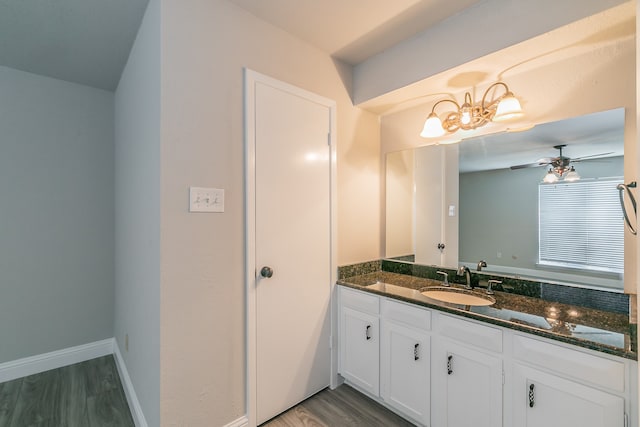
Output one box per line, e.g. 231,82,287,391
190,187,224,212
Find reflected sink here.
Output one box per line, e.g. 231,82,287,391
420,287,495,307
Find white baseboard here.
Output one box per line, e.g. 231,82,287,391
224,416,249,427
0,338,114,383
113,340,148,427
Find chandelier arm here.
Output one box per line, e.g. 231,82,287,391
480,81,510,111
431,98,460,114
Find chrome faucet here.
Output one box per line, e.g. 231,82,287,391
487,279,501,295
477,260,487,271
457,266,473,289
436,271,449,287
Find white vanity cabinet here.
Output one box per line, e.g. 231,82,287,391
339,287,432,425
431,314,504,427
337,285,637,427
339,287,380,396
380,299,431,425
511,335,628,427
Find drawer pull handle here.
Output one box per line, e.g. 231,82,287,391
365,325,371,340
447,355,453,375
529,383,535,408
414,343,420,361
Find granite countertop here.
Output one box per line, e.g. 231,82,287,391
338,271,637,360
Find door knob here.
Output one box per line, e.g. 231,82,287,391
260,266,274,278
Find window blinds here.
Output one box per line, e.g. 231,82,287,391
538,177,624,273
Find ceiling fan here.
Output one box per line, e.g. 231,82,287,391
510,144,613,182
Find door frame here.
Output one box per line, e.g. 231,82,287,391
243,68,337,427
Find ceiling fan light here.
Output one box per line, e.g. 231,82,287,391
564,166,580,182
420,112,446,138
492,92,523,122
543,168,559,184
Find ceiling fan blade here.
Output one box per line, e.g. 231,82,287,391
571,152,615,162
510,158,553,170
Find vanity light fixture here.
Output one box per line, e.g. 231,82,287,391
420,81,524,139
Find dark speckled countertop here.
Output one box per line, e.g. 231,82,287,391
338,271,637,360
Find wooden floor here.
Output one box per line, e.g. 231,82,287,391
261,384,416,427
0,355,134,427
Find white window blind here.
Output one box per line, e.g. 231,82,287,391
538,177,624,273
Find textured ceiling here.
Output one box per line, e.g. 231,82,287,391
0,0,149,91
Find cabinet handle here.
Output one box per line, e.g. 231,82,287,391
365,325,371,340
529,383,535,408
447,355,453,375
414,343,420,361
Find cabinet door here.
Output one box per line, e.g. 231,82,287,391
339,306,379,396
432,339,503,427
380,321,430,426
512,364,624,427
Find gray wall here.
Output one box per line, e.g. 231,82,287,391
0,66,114,363
113,0,161,426
459,156,624,277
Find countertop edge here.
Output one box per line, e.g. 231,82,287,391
337,280,638,361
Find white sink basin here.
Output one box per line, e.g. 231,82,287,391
421,287,495,307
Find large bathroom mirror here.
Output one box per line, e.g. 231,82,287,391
385,108,627,289
381,2,635,291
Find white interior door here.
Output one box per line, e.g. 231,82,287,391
414,145,458,266
246,70,334,425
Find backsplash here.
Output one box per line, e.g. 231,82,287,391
337,259,381,279
338,259,629,314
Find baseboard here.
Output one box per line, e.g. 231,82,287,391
0,338,114,384
113,340,148,427
224,416,249,427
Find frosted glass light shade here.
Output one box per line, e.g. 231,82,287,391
460,103,472,125
493,93,523,122
564,167,580,182
420,112,446,138
543,169,559,184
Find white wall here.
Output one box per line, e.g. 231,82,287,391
159,0,380,425
114,0,161,425
0,66,114,363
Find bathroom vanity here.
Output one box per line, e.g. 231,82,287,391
336,264,637,427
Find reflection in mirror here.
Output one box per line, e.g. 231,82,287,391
385,108,625,289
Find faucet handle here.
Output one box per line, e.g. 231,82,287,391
487,279,501,295
436,271,449,286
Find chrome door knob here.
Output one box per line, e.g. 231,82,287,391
260,266,274,278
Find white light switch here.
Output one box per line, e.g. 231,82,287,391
189,187,224,212
448,205,456,217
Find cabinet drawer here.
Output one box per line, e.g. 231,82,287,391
340,286,379,314
437,314,503,353
381,298,431,330
513,334,625,392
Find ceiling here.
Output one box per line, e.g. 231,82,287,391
229,0,481,65
0,0,633,175
0,0,149,91
458,108,625,173
0,0,481,92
